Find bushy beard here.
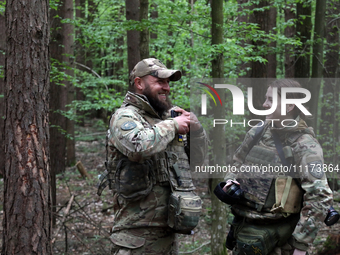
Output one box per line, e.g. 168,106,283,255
143,84,172,117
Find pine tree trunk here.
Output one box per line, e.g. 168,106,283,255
237,0,252,77
211,0,228,254
126,0,140,72
308,0,326,130
284,2,295,78
3,0,52,253
320,0,340,190
249,1,272,120
140,0,149,59
267,4,277,78
49,0,67,225
0,0,5,176
63,0,76,166
295,1,312,78
75,0,86,126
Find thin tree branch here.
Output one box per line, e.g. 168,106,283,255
52,195,75,244
75,62,101,78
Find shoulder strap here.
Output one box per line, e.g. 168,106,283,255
271,130,291,168
246,122,266,155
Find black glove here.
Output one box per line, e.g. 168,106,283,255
214,181,244,205
324,206,340,226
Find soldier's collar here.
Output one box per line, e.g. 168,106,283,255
123,92,163,118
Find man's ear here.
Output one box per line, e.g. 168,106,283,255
287,104,295,113
134,77,144,91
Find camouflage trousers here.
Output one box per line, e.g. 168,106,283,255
110,228,178,255
232,242,309,255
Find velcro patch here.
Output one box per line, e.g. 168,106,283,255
121,121,137,131
308,161,324,179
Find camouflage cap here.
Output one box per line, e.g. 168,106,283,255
129,58,182,83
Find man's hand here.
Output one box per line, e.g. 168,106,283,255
174,108,190,134
189,112,202,132
293,249,306,255
173,109,202,134
223,180,240,192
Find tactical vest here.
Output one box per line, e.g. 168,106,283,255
234,128,304,217
97,103,202,233
97,104,195,197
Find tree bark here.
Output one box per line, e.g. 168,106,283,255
249,1,273,120
284,1,295,78
126,0,140,73
295,1,312,78
267,4,277,78
140,0,149,59
49,0,67,226
63,0,76,166
307,0,326,130
237,0,252,77
251,0,276,78
0,1,5,176
75,0,86,126
3,0,52,253
311,0,326,79
320,0,340,190
211,0,227,254
150,3,158,41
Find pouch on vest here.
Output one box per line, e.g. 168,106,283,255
237,175,275,212
114,158,155,201
110,231,145,250
271,176,303,216
167,191,202,234
233,214,299,255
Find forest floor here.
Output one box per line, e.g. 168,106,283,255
0,119,339,254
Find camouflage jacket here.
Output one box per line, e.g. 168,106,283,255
225,118,333,251
108,92,207,232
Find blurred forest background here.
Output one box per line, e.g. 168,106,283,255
0,0,340,254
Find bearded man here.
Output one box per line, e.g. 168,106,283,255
100,58,207,255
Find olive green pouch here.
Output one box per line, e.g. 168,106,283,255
167,191,202,234
234,214,299,255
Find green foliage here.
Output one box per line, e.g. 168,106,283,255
0,1,5,15
49,0,60,11
70,70,125,117
51,0,324,145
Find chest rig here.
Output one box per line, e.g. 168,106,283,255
235,124,304,215
97,104,195,196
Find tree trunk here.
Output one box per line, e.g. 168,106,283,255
295,1,312,78
49,0,67,225
75,0,86,126
63,0,76,166
86,0,97,71
237,0,252,77
0,0,5,176
150,3,158,41
126,0,140,73
284,1,295,78
311,0,326,79
267,4,277,78
211,0,227,254
308,0,326,130
249,1,272,120
320,0,340,190
140,0,149,59
323,0,340,79
3,0,52,253
251,0,276,78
